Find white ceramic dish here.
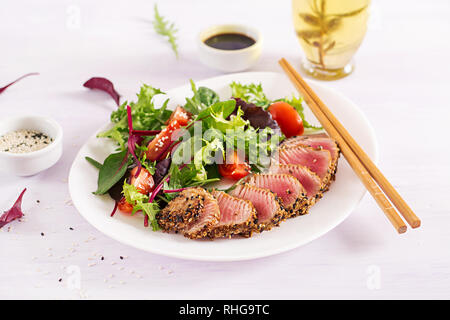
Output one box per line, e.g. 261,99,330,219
68,72,378,261
197,24,262,72
0,115,63,176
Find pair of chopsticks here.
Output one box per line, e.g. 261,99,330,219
279,58,420,234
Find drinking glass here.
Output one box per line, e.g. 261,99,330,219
292,0,370,80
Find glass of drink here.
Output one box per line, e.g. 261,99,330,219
292,0,370,80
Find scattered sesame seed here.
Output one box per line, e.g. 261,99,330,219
58,278,62,282
40,232,44,236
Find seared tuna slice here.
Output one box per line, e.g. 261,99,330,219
230,184,286,232
156,187,219,239
277,146,331,179
208,190,258,238
283,134,340,161
269,164,322,205
244,173,309,217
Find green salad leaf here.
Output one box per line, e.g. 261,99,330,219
97,84,171,149
122,182,160,231
85,156,102,170
153,4,179,58
230,81,270,108
93,150,130,195
184,80,220,115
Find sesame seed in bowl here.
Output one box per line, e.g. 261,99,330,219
0,129,54,154
0,115,63,176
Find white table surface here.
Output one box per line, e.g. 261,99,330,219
1,0,449,300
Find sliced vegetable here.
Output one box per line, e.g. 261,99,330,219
146,106,191,161
218,150,251,180
0,188,27,228
268,101,304,138
83,77,120,106
118,196,133,214
281,96,322,130
129,167,155,194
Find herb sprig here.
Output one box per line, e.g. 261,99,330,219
153,4,179,58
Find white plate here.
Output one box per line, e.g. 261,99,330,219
68,72,378,261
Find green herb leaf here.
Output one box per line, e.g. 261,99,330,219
230,82,270,108
85,156,102,170
122,182,160,231
93,150,129,195
184,80,220,114
153,4,179,58
97,84,171,149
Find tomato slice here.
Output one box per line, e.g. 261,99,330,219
268,101,304,138
130,167,154,194
146,107,191,161
118,167,154,214
166,106,191,126
218,150,251,180
118,196,133,214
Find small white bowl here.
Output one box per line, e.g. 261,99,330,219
0,115,63,176
197,24,262,72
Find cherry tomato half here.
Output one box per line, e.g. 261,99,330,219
146,106,191,161
118,196,134,214
130,167,155,194
118,167,154,214
268,101,304,138
218,150,251,180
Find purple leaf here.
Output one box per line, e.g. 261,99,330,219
0,73,39,95
153,158,171,185
233,98,279,130
83,77,120,106
0,188,27,228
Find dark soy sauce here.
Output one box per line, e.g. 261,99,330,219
204,33,256,50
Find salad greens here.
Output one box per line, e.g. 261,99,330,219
153,4,179,58
97,85,171,150
230,82,270,108
230,81,322,130
90,79,317,231
184,80,220,114
93,150,130,195
122,182,160,231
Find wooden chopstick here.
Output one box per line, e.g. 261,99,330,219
279,58,420,229
279,58,409,234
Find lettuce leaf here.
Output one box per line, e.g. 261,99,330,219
122,182,160,231
98,84,172,149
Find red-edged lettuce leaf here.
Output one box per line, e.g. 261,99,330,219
0,73,39,95
83,77,120,106
0,188,27,228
